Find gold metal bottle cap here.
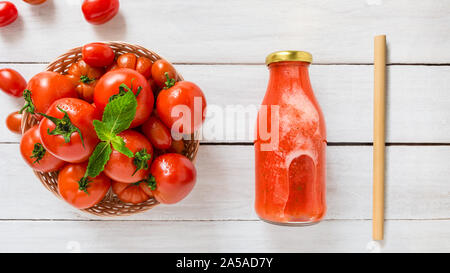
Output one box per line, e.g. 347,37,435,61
265,50,313,65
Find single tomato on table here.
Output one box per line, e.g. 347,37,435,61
141,116,172,150
21,71,78,115
58,163,111,209
104,130,153,183
23,0,46,4
0,68,27,97
0,1,18,27
82,0,119,25
151,59,176,88
116,53,153,79
20,125,65,172
147,153,196,204
94,68,153,127
112,180,153,204
82,42,115,67
66,59,104,102
39,98,100,163
157,80,207,135
5,111,22,133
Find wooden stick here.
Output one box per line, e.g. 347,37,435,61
373,35,386,241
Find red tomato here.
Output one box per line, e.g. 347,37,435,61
169,138,185,154
94,68,153,128
6,111,21,134
24,71,78,115
149,153,196,204
20,125,65,172
112,180,152,204
141,116,172,149
151,59,176,88
104,130,153,183
58,163,111,209
156,81,207,134
0,1,18,27
39,98,100,163
0,68,27,97
117,53,152,79
23,0,46,4
66,59,104,102
82,42,115,67
82,0,119,25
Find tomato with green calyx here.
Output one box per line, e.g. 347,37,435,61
20,125,65,172
104,130,153,183
82,42,115,67
94,68,153,128
66,59,104,102
148,153,196,204
112,180,153,204
0,68,26,97
156,77,207,135
0,1,17,27
82,0,119,25
58,162,111,209
151,59,176,88
39,98,100,163
141,116,172,150
20,71,78,116
6,111,22,134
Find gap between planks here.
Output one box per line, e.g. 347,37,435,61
1,62,450,66
1,142,450,146
0,218,448,222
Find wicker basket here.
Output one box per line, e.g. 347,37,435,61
21,42,200,216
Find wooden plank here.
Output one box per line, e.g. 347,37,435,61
0,1,449,63
1,64,449,143
0,144,448,220
0,220,448,252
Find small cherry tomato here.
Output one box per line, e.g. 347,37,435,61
104,130,153,183
156,81,207,135
0,68,27,97
22,71,78,115
0,1,18,27
94,68,153,128
82,42,115,67
58,163,111,209
23,0,46,5
117,53,153,79
149,153,196,204
151,59,176,88
82,0,119,25
6,111,21,133
20,125,66,172
141,116,172,149
66,59,104,102
112,180,152,204
39,98,100,163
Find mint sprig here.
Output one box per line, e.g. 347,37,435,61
84,91,137,178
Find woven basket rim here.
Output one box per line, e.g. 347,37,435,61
21,41,200,217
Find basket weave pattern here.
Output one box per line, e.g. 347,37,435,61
21,42,199,216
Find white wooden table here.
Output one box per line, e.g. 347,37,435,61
0,0,449,253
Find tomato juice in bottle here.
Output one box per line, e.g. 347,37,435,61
254,51,327,225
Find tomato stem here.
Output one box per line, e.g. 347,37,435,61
30,143,46,164
80,75,95,84
132,148,152,176
19,89,35,114
38,107,85,148
163,72,176,89
137,175,157,190
78,177,91,194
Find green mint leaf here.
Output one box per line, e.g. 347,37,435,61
93,120,114,142
102,91,137,135
85,141,112,178
111,135,133,158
